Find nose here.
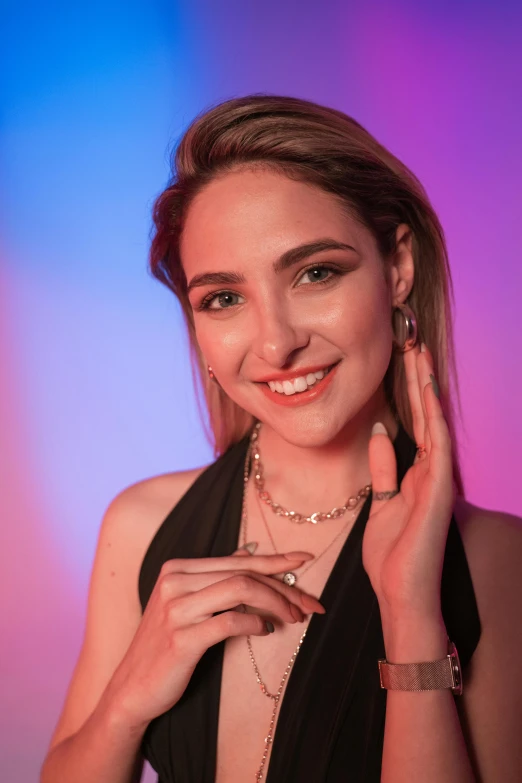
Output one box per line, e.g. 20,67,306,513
251,300,310,367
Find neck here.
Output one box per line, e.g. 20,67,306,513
254,395,399,514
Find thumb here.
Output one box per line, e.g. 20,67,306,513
232,542,258,557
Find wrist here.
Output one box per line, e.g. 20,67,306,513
97,686,151,741
380,612,448,663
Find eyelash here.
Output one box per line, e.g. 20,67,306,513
196,263,343,312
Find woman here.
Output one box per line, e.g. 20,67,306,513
41,95,522,782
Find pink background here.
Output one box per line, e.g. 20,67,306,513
2,1,521,780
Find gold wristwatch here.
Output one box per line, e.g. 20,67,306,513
378,639,463,695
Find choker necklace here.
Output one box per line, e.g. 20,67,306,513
251,421,371,525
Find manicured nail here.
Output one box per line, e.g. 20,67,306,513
429,373,440,399
290,604,305,622
371,422,387,436
265,620,275,633
239,542,258,554
420,342,427,353
284,551,314,560
302,593,326,613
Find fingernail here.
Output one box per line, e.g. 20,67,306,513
284,551,314,560
239,542,258,554
265,620,275,633
420,342,427,352
429,373,440,399
302,593,326,613
371,422,387,436
290,603,305,622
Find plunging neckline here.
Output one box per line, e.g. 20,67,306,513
212,422,408,783
137,416,481,783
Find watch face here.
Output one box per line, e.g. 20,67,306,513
449,641,463,695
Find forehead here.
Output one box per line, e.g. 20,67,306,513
180,167,371,274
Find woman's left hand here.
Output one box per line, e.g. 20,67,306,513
362,344,455,625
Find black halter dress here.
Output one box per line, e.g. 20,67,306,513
138,422,481,782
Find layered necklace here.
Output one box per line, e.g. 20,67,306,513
240,421,372,781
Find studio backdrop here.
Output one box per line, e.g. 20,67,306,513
1,1,521,781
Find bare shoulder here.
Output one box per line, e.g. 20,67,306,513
452,493,522,643
453,493,522,541
452,496,522,781
105,462,212,556
453,495,522,602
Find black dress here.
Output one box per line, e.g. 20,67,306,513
138,422,481,782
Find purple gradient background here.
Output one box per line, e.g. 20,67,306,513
1,1,521,780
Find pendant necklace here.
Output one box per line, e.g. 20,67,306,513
240,421,371,781
249,420,371,586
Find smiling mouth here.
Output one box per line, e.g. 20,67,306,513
263,363,338,396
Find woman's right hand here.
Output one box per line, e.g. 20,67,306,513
102,549,325,731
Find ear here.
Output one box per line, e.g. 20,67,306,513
388,223,415,305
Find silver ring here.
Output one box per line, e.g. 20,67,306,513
373,490,399,501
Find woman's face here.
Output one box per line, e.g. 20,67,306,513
181,167,412,447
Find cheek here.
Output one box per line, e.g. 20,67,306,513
194,319,246,369
327,276,392,351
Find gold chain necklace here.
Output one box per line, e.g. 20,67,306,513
254,486,360,586
250,420,371,586
240,424,370,781
251,420,372,525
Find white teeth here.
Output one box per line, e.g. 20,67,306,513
266,364,334,395
293,376,308,392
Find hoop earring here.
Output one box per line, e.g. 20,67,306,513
392,303,418,352
207,365,215,381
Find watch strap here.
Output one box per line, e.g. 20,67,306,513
378,640,463,695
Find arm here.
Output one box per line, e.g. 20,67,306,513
379,504,522,783
364,343,522,782
40,468,205,783
41,695,146,783
379,614,475,782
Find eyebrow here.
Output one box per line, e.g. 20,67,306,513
185,238,358,296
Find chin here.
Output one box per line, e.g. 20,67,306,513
263,407,358,449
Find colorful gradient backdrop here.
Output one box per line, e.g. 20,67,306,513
2,1,521,780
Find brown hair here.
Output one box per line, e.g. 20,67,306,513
149,94,464,494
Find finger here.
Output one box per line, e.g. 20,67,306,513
403,344,426,448
423,376,453,488
416,345,436,453
368,422,399,516
182,609,275,659
232,542,258,557
162,568,325,616
230,544,256,611
162,552,314,576
171,573,308,626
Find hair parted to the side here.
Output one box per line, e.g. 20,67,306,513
149,93,464,495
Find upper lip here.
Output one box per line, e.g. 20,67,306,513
254,361,338,383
